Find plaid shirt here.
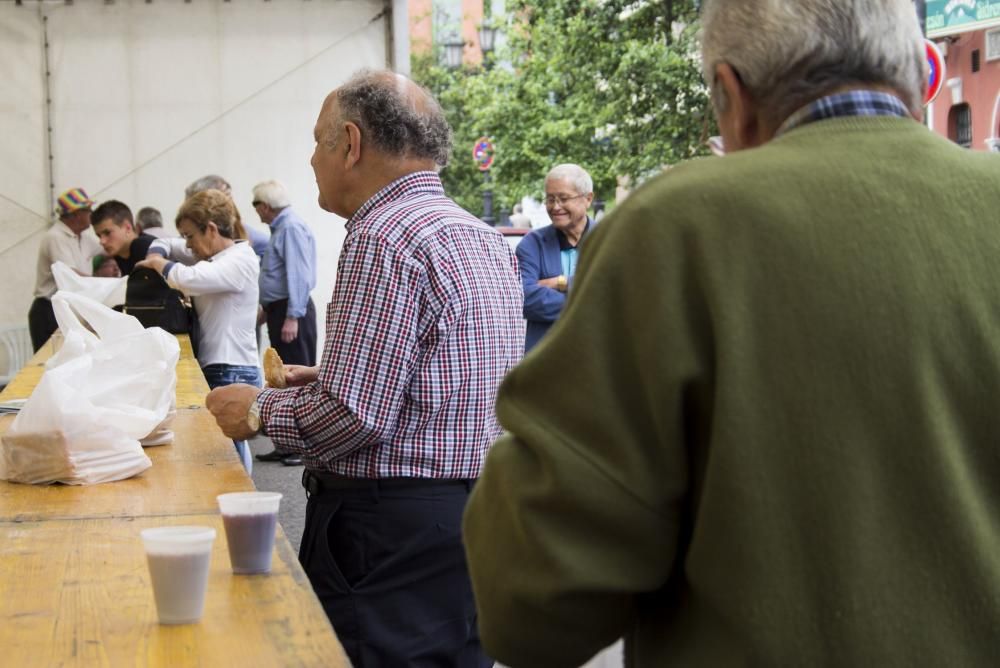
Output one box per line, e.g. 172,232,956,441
257,171,524,479
776,89,911,137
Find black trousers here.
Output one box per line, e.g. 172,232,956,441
264,297,317,366
299,471,492,668
28,297,57,352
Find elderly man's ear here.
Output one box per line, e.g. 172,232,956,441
343,122,362,168
714,63,765,152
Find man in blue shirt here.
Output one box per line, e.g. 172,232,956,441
515,164,597,351
252,179,318,465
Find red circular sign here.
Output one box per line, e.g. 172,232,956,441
473,137,494,172
925,39,945,106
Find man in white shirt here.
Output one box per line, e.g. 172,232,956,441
29,187,102,351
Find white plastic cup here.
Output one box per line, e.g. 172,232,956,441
217,492,283,574
141,526,216,624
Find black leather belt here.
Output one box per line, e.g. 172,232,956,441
302,469,474,496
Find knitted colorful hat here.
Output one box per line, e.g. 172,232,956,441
56,187,96,217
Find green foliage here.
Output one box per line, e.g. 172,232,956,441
412,0,714,217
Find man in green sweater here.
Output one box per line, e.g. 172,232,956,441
463,0,1000,665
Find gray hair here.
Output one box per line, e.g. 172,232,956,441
137,206,163,229
701,0,925,125
545,164,593,196
327,69,452,167
251,180,291,209
185,174,232,199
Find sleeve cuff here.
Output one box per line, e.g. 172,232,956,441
147,247,169,258
162,261,177,279
257,387,279,428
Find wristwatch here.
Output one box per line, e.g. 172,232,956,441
556,275,568,292
247,397,262,434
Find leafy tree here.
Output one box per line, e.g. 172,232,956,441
412,0,713,218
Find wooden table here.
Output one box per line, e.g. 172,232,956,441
0,335,348,667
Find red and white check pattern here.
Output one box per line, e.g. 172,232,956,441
258,172,524,478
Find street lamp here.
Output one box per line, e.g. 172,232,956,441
477,21,499,225
443,25,499,226
442,34,465,70
478,21,498,62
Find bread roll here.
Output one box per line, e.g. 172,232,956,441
263,347,286,389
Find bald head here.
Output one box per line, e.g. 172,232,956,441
322,69,452,167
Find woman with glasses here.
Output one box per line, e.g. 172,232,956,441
515,163,596,351
136,189,261,473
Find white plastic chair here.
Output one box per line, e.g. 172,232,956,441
0,324,32,389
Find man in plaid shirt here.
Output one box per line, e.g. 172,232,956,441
207,70,523,666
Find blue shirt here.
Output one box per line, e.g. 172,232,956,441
259,207,317,319
247,226,270,260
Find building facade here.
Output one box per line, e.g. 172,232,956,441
926,0,1000,150
410,0,504,66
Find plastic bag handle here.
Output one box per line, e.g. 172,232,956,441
51,291,145,344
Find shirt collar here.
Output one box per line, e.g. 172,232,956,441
270,207,290,229
54,220,81,238
347,171,446,231
556,218,593,250
776,90,911,137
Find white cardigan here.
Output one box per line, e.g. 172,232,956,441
150,238,260,368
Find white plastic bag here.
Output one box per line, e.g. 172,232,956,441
0,292,179,485
52,260,128,308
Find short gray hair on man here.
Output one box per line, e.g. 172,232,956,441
251,180,291,209
185,174,232,199
700,0,925,125
326,69,452,167
137,206,163,229
545,164,593,196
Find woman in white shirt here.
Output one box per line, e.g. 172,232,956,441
137,189,260,472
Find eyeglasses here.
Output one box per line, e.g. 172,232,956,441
544,193,588,208
251,200,263,207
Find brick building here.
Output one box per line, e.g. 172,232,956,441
925,0,1000,150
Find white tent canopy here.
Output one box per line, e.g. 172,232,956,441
0,0,407,353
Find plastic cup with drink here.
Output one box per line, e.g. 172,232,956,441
217,491,282,574
141,525,216,624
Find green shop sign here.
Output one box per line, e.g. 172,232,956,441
926,0,1000,37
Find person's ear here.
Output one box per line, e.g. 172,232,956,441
344,121,362,169
714,63,762,151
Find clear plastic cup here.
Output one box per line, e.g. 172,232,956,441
217,492,282,574
140,525,216,624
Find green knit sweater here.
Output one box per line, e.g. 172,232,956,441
463,117,1000,667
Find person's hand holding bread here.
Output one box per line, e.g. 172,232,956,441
263,347,318,388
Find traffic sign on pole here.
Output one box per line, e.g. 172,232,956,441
925,39,945,106
473,137,494,172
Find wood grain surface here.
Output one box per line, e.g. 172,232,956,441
0,333,348,666
0,514,347,667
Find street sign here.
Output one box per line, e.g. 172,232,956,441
925,39,945,106
473,136,494,172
